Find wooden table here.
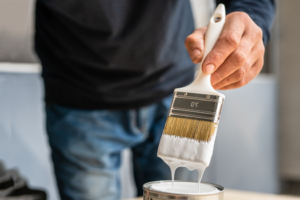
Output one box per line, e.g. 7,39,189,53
125,189,300,200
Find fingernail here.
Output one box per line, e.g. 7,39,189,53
205,64,215,74
191,49,201,61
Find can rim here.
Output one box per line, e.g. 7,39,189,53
143,180,224,198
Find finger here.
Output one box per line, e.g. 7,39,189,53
218,57,264,90
212,62,249,90
210,35,255,85
212,39,264,89
185,27,207,63
202,12,248,75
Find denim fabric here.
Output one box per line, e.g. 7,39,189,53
45,95,173,200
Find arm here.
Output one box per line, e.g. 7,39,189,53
185,0,275,90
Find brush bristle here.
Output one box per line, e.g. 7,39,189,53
163,116,217,142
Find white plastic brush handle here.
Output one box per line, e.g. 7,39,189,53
177,4,226,97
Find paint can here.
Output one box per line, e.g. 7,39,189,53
143,181,224,200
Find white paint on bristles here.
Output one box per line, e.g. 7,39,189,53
157,132,217,193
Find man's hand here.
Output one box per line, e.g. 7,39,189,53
185,12,265,90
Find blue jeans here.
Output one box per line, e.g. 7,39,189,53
45,95,172,200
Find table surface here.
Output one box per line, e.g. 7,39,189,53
125,189,300,200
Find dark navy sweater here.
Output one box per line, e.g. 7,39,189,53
35,0,275,110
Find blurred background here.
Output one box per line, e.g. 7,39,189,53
0,0,299,199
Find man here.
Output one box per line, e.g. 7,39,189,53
35,0,275,199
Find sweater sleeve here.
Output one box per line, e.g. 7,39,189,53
216,0,276,45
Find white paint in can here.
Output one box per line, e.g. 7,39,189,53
143,181,224,200
151,181,219,194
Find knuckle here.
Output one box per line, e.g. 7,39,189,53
184,38,189,47
229,11,249,21
233,51,247,65
185,35,197,46
236,68,245,80
240,12,249,19
205,51,224,67
222,33,239,49
222,86,228,90
258,59,264,70
256,27,263,38
215,70,225,80
234,11,249,22
210,51,224,62
236,79,246,88
260,44,265,54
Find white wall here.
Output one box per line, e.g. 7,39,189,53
0,71,59,200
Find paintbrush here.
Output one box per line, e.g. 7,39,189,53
158,4,226,173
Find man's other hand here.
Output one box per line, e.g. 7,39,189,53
185,12,265,90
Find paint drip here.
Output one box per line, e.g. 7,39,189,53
158,133,217,192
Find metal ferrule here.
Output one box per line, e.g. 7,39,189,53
169,91,224,124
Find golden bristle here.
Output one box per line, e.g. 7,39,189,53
163,116,217,142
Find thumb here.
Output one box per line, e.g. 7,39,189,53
185,27,207,64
